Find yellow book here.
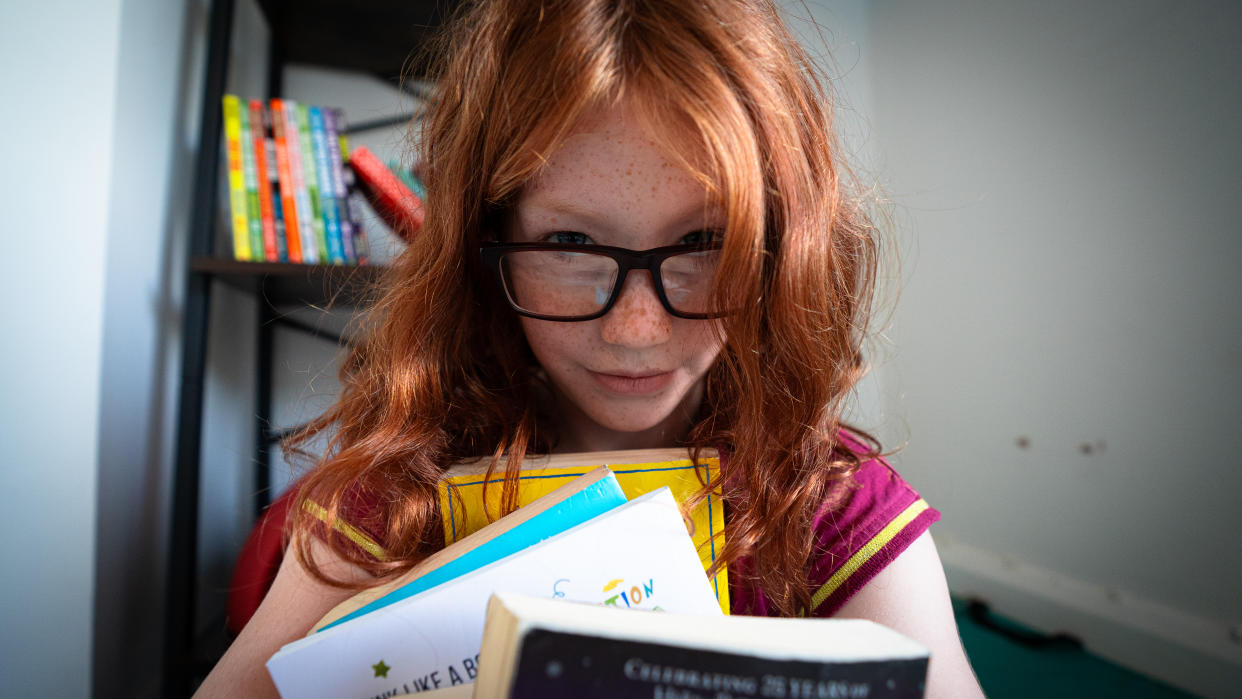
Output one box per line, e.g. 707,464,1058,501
221,95,251,260
439,447,728,614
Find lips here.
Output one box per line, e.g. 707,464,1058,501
588,370,675,395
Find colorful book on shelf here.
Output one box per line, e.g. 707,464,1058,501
283,99,319,263
337,126,372,262
248,99,279,261
440,447,729,613
476,592,930,699
312,465,628,633
348,145,425,241
388,159,426,201
221,95,251,261
308,106,346,264
322,108,358,263
237,104,266,260
262,124,289,262
294,103,329,263
266,486,722,699
269,99,303,263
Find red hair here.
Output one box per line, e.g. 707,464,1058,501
288,0,883,617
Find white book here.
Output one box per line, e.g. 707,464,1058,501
266,488,722,699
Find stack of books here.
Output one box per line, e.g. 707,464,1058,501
264,449,930,698
221,95,377,265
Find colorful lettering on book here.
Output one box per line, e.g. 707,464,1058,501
602,577,657,608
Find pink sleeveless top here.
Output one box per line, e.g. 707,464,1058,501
728,435,939,617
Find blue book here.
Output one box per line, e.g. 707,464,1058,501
315,466,627,632
308,106,347,264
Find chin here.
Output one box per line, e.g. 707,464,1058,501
580,394,688,437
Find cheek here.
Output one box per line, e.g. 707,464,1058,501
519,317,590,367
676,321,725,370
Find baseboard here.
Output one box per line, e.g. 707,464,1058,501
935,535,1242,699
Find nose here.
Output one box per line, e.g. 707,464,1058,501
599,270,673,347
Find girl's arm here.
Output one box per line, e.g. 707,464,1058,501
832,532,985,699
193,537,372,698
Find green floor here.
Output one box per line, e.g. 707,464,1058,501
952,598,1196,698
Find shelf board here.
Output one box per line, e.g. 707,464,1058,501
191,257,387,307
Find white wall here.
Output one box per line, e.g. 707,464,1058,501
859,0,1242,695
93,0,195,693
0,1,121,696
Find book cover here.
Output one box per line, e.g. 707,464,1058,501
295,103,329,263
322,108,357,263
478,593,930,699
308,106,346,264
269,99,303,263
314,467,629,633
440,448,728,613
248,99,279,261
265,488,722,699
282,99,319,263
221,95,251,261
348,145,425,241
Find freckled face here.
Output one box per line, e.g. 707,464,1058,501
509,103,725,452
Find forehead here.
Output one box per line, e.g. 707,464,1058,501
516,103,719,232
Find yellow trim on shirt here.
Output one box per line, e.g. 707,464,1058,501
302,499,389,561
808,498,930,613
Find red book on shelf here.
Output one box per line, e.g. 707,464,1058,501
348,146,424,241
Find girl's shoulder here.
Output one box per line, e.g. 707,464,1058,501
301,485,392,562
731,431,940,617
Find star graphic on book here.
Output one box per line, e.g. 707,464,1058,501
372,660,391,678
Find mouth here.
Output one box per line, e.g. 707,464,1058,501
588,370,675,395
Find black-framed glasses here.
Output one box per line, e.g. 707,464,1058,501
480,242,724,321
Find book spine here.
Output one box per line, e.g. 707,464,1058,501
269,99,302,263
409,173,427,202
221,95,251,260
336,110,369,264
349,145,425,240
308,106,346,265
295,103,328,263
507,630,929,699
249,99,279,261
266,137,288,262
238,105,265,260
342,165,371,265
390,160,427,201
321,108,356,264
283,100,318,263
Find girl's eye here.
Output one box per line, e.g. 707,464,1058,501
680,229,722,246
545,231,594,245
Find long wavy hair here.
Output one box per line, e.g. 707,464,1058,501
287,0,883,617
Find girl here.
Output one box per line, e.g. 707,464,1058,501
199,0,982,696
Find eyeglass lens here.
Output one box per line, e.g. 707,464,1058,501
498,249,721,318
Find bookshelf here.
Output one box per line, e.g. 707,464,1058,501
166,0,453,695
